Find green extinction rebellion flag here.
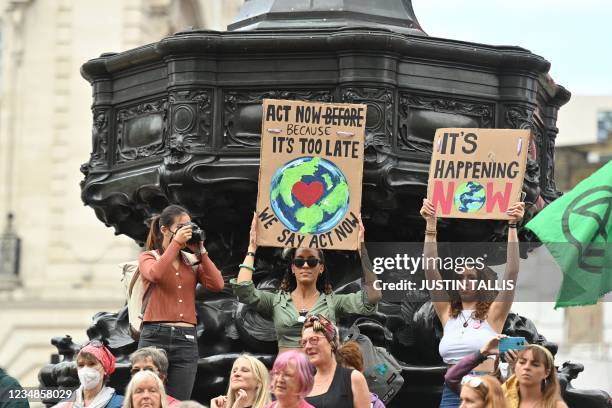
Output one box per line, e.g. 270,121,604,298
526,161,612,308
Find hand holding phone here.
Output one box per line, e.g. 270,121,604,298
499,336,525,362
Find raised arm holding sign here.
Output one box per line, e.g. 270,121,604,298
230,99,380,353
421,128,527,404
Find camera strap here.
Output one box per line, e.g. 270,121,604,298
180,250,201,268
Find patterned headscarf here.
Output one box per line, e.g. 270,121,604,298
303,314,339,352
78,341,116,376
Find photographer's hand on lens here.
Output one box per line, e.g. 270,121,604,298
172,224,193,247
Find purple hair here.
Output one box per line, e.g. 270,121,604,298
270,350,314,398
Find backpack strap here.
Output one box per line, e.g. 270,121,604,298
177,250,202,276
346,318,362,341
140,251,161,321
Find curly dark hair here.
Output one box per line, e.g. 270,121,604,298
279,248,333,294
449,265,497,321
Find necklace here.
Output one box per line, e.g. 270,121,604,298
293,290,319,323
459,311,482,334
460,311,472,328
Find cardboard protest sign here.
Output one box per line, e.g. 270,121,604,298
427,128,529,220
256,99,367,250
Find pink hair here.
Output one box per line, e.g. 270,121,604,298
270,351,314,398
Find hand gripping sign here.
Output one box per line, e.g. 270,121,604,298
427,128,529,220
256,99,367,250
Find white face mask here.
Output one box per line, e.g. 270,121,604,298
78,366,102,390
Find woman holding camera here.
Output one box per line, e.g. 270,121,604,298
138,205,224,401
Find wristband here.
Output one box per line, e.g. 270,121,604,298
475,350,488,363
239,264,256,272
508,224,518,229
246,251,256,257
425,229,437,235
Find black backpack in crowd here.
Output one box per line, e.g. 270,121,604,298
344,318,404,404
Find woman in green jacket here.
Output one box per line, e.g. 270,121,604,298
232,214,382,353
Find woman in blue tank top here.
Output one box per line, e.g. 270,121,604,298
420,198,525,408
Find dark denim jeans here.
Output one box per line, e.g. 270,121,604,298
138,323,199,401
439,383,461,408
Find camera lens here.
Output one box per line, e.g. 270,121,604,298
186,222,205,244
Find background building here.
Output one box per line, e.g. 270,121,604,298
511,95,612,391
0,0,241,387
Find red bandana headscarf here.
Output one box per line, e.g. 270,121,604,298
78,342,116,376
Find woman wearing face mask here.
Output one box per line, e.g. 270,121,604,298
138,205,224,401
420,198,525,408
123,370,167,408
210,354,271,408
266,350,315,408
301,315,370,408
232,214,381,353
502,345,567,408
53,342,123,408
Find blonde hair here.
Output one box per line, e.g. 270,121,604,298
123,370,168,408
225,355,271,408
516,345,563,408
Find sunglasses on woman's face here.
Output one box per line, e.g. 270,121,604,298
292,258,321,268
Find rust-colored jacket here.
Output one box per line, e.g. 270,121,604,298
139,240,224,325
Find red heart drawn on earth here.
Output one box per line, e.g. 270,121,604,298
292,181,324,208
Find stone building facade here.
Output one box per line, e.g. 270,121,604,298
0,0,241,386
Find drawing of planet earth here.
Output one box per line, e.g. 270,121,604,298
270,156,349,234
454,181,486,213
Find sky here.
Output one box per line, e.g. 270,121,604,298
412,0,612,95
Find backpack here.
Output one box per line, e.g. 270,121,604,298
120,251,160,340
344,318,404,405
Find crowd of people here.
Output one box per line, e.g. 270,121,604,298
47,201,572,408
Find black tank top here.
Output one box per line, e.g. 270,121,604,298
305,365,354,408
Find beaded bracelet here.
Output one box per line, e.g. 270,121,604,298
239,263,256,272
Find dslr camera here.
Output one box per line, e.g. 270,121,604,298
176,222,206,245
